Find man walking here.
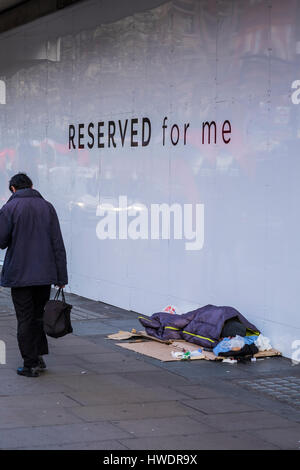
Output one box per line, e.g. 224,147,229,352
0,173,68,377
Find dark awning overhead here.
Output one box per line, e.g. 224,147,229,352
0,1,26,14
0,0,87,34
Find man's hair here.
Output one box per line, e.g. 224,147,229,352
9,173,33,192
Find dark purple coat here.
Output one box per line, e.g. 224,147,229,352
139,304,259,348
0,188,68,288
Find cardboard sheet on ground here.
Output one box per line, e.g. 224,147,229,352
107,330,173,344
109,330,282,362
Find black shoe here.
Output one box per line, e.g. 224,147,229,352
38,356,47,371
17,366,40,377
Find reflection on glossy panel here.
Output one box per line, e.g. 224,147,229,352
0,0,300,357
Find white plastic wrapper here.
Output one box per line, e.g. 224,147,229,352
163,305,177,314
255,334,272,351
222,358,237,364
227,335,245,350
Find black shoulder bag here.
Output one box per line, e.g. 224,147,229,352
43,288,73,338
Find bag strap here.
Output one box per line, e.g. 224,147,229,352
54,287,66,303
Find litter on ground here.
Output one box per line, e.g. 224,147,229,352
107,330,281,362
107,304,282,362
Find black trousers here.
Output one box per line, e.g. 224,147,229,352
11,285,51,368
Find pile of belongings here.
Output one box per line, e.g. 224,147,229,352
138,304,269,361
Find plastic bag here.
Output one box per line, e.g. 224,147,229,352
222,358,237,364
163,305,177,314
163,305,183,314
171,348,203,360
255,334,272,351
227,335,245,350
213,335,245,356
171,351,190,360
189,348,203,357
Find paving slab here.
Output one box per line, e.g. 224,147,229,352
13,440,129,450
0,378,74,396
82,358,161,374
41,354,89,366
251,426,300,450
0,393,81,409
1,287,300,450
192,410,299,432
158,360,251,380
78,352,133,363
119,370,192,388
169,385,227,399
48,343,108,355
50,373,140,392
0,406,83,429
71,321,119,336
118,432,280,450
0,367,21,378
103,318,142,331
64,385,187,406
48,335,104,347
234,357,297,375
112,416,217,437
182,397,262,414
0,422,131,449
41,364,93,376
69,401,195,422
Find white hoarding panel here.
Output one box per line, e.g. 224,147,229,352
0,0,300,358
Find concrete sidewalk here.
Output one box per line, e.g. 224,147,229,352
0,286,300,450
